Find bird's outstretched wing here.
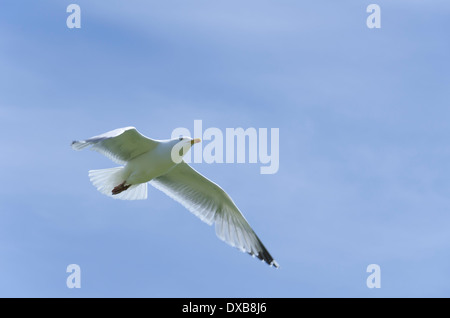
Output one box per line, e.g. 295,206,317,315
150,161,279,268
71,127,159,164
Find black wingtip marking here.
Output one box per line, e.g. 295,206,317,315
247,246,279,269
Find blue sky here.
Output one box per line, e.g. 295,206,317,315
1,0,450,297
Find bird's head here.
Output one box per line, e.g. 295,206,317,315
169,136,201,163
178,136,202,147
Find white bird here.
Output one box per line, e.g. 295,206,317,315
72,127,278,268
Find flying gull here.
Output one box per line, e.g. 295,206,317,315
72,127,279,268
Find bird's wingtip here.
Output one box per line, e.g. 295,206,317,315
251,251,279,269
271,260,280,269
71,140,87,150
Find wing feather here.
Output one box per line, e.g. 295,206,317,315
71,127,159,164
150,161,278,268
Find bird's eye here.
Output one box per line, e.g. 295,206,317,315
179,137,183,141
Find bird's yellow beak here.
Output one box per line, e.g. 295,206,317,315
191,138,201,145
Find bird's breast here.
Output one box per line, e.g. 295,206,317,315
125,150,176,184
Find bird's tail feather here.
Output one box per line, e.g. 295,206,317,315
88,167,148,200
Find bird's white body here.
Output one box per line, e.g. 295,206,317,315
124,142,177,184
72,126,279,268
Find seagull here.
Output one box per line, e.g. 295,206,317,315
72,127,279,268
